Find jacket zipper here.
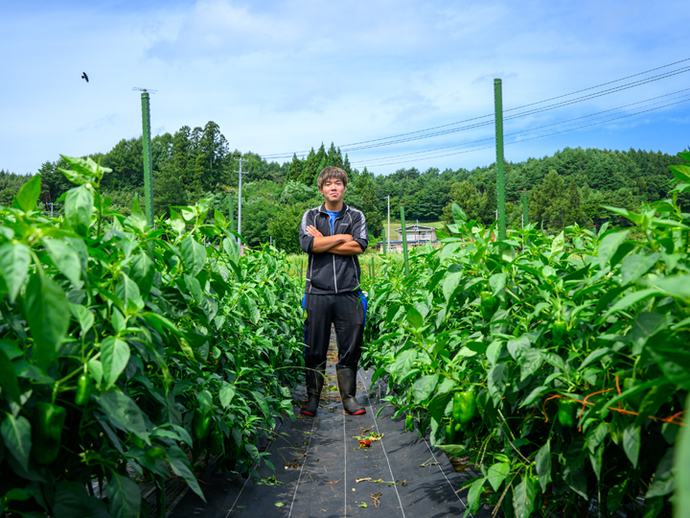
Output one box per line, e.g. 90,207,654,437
332,212,338,293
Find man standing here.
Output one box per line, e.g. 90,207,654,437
298,166,368,416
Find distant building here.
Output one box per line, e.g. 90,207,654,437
372,224,439,252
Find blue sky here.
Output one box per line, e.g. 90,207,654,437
2,0,689,177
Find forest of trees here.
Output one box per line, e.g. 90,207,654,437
1,120,686,253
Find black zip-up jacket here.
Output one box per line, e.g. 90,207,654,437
299,203,368,294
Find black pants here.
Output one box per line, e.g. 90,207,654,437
304,291,366,368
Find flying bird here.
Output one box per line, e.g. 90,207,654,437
81,72,89,83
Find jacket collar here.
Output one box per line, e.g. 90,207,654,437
318,202,349,218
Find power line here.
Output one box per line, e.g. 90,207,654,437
503,56,690,112
352,88,690,166
261,57,690,160
502,66,690,122
352,95,690,168
507,97,690,146
343,65,690,153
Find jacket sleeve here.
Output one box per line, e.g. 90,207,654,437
352,210,368,253
299,210,314,254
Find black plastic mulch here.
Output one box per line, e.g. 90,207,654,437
169,359,489,518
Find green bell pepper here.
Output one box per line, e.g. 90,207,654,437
452,390,477,425
553,319,568,342
32,402,66,465
192,407,212,440
225,437,239,470
405,414,414,432
210,429,224,455
74,374,92,406
480,291,499,321
445,422,456,444
557,399,578,428
147,446,166,459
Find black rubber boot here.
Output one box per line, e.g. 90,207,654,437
336,365,366,415
301,363,325,417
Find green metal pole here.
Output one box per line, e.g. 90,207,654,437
522,191,529,227
141,92,154,228
494,79,506,241
382,227,387,255
400,205,409,277
370,256,375,278
228,192,234,230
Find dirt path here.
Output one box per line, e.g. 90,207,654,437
169,333,487,518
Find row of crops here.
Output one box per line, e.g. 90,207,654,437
0,157,305,517
362,154,690,517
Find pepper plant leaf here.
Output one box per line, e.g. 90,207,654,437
645,449,675,498
181,236,207,277
674,393,690,518
167,445,206,501
101,337,131,389
54,480,110,518
115,273,144,314
623,424,641,468
13,174,42,212
487,363,508,406
411,374,438,404
0,242,31,302
597,230,629,269
486,461,510,492
535,440,552,492
620,253,660,286
25,270,70,370
129,252,154,295
513,476,538,518
645,333,690,390
107,472,141,518
42,237,82,287
64,185,94,235
95,390,149,444
1,414,31,472
0,348,21,404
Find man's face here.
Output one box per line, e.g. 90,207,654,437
319,177,346,203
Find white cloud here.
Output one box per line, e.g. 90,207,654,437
2,0,690,176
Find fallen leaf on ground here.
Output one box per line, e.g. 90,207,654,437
371,491,382,508
356,477,406,486
352,432,383,442
420,459,443,468
326,479,341,485
450,455,471,472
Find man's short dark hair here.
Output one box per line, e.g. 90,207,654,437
317,166,348,190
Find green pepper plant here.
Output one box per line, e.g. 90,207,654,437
362,152,690,517
0,156,305,517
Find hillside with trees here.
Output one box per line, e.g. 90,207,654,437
1,121,686,251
